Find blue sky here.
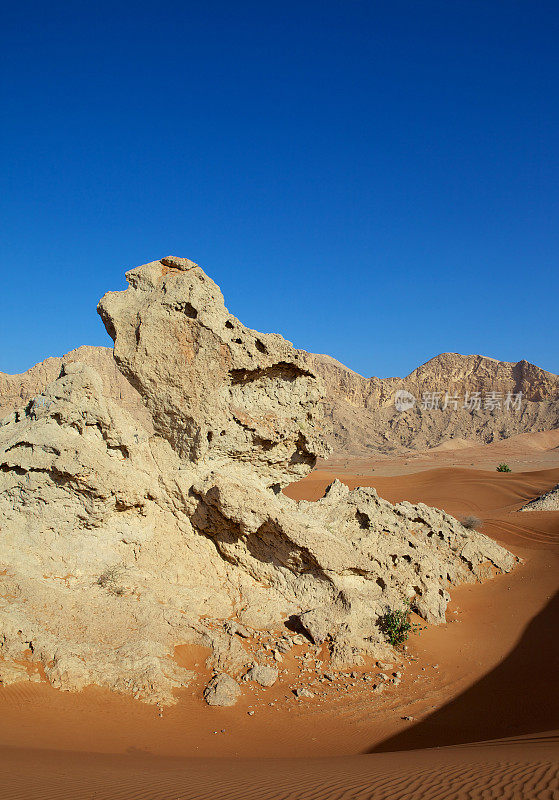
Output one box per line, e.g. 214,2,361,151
1,1,558,377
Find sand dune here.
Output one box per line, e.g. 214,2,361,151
1,732,558,800
1,458,558,798
321,427,559,477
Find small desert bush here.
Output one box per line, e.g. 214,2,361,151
378,601,422,647
496,463,512,473
461,514,483,530
96,564,126,596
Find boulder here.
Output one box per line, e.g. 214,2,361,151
244,665,278,687
204,673,241,706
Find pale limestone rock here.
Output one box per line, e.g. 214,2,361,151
0,256,517,705
0,661,31,686
204,673,241,706
3,348,558,458
244,664,278,687
0,345,152,430
97,257,328,487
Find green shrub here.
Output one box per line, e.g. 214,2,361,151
378,601,422,647
496,463,512,472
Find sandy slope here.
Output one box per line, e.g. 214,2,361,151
322,427,559,477
1,734,557,800
1,453,558,798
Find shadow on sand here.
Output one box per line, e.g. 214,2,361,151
369,589,559,753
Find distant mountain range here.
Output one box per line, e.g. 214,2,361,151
2,347,558,456
303,351,559,454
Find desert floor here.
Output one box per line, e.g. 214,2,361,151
1,433,558,799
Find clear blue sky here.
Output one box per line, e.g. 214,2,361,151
1,1,558,377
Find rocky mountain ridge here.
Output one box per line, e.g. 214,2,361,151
304,352,559,454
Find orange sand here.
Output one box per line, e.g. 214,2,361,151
1,444,558,798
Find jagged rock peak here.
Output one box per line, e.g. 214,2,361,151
97,257,329,487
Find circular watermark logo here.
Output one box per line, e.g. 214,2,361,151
394,389,416,412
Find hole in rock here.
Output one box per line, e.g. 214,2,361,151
255,339,268,353
355,511,369,529
174,301,198,319
284,614,312,641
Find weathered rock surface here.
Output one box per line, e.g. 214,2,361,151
521,484,559,511
0,256,516,705
97,256,328,486
3,349,558,459
294,687,314,698
0,345,152,431
244,664,278,687
203,673,241,706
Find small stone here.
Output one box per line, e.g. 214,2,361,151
204,673,241,707
294,687,314,698
224,620,251,638
244,664,279,687
402,715,414,721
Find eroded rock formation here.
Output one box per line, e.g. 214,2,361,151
3,349,558,459
0,257,516,704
